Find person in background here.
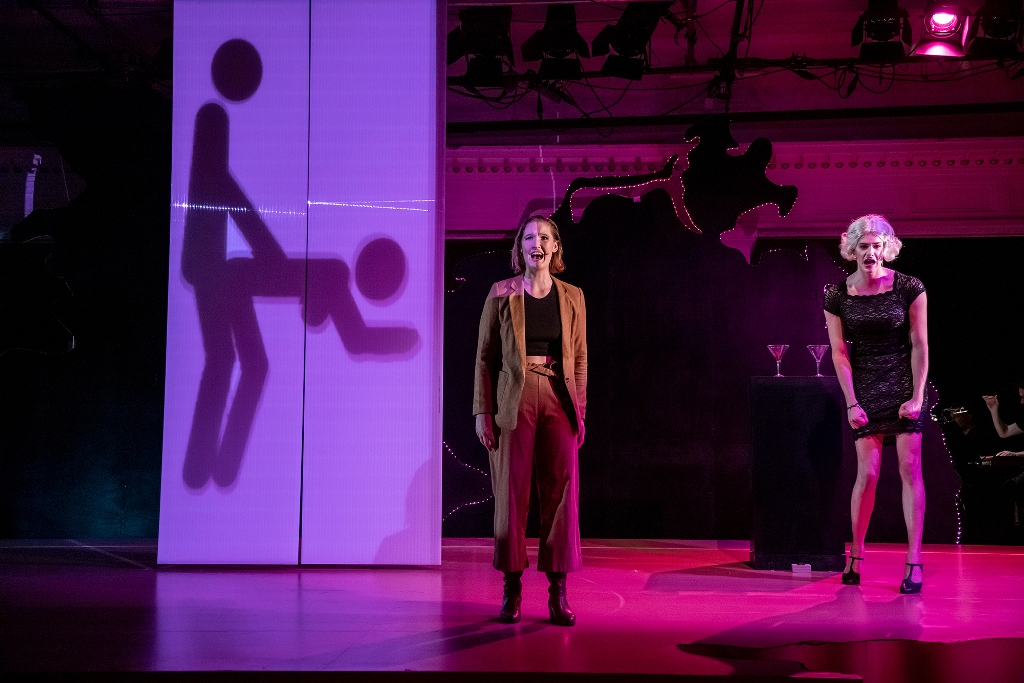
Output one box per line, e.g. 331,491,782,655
982,384,1024,526
982,381,1024,457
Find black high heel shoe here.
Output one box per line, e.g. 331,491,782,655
900,563,923,594
841,554,863,585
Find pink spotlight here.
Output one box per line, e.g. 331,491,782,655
928,12,961,36
918,41,962,56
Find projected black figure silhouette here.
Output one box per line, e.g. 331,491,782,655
681,114,798,238
181,39,418,490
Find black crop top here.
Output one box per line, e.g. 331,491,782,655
524,288,562,358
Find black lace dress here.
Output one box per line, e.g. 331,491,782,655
823,270,927,440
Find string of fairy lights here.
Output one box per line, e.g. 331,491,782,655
442,440,493,522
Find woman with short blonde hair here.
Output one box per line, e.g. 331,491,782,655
824,214,929,594
839,214,903,262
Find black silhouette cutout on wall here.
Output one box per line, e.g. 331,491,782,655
181,39,418,490
443,116,959,542
545,116,797,243
681,114,798,239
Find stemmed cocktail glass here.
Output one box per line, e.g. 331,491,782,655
767,345,789,377
807,345,830,377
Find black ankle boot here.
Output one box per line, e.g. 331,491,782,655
499,571,523,623
546,572,576,626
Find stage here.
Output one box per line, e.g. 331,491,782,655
2,539,1023,682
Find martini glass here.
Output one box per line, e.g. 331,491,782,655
807,345,830,377
767,345,789,377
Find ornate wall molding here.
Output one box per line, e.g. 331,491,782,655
446,138,1024,241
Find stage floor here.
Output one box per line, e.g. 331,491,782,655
2,538,1023,682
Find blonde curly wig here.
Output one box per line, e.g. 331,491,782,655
840,214,902,262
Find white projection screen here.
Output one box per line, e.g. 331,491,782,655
159,0,442,565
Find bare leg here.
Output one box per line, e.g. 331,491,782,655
896,431,926,583
848,434,883,573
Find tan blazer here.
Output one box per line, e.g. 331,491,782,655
473,276,587,433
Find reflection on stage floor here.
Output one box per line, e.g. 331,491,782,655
2,538,1023,682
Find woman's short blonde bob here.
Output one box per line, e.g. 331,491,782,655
840,214,903,262
511,214,565,275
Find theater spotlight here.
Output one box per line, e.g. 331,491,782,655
447,6,515,88
852,0,913,61
967,0,1023,57
521,5,590,81
912,1,972,56
592,1,673,81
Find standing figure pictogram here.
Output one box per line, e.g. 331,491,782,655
181,39,418,490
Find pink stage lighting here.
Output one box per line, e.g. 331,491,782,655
912,3,971,57
917,40,964,56
928,11,961,36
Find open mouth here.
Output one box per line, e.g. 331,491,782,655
530,251,545,261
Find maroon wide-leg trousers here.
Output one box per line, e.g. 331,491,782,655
489,363,582,573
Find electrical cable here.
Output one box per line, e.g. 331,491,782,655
742,0,767,61
655,79,717,116
694,0,735,19
693,18,726,56
583,0,628,11
446,2,1024,127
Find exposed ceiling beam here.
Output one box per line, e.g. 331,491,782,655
448,100,1024,134
447,53,1024,86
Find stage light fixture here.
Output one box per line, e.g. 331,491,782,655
852,0,913,62
967,0,1023,57
521,5,590,81
928,10,962,36
591,1,673,80
912,2,972,57
447,6,515,88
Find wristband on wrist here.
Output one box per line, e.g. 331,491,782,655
847,403,860,411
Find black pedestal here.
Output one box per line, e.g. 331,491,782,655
750,376,848,571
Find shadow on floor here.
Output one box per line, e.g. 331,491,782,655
679,638,1024,683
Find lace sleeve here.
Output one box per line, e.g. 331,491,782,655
899,273,926,306
823,283,842,315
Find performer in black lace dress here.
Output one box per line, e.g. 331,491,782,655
823,214,929,594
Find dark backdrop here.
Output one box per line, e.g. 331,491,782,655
0,85,1021,539
0,83,169,538
442,191,1016,543
754,236,1024,409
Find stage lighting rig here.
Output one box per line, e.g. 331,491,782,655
591,1,673,81
851,0,912,62
521,5,590,81
912,1,972,56
967,0,1023,57
447,6,514,88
